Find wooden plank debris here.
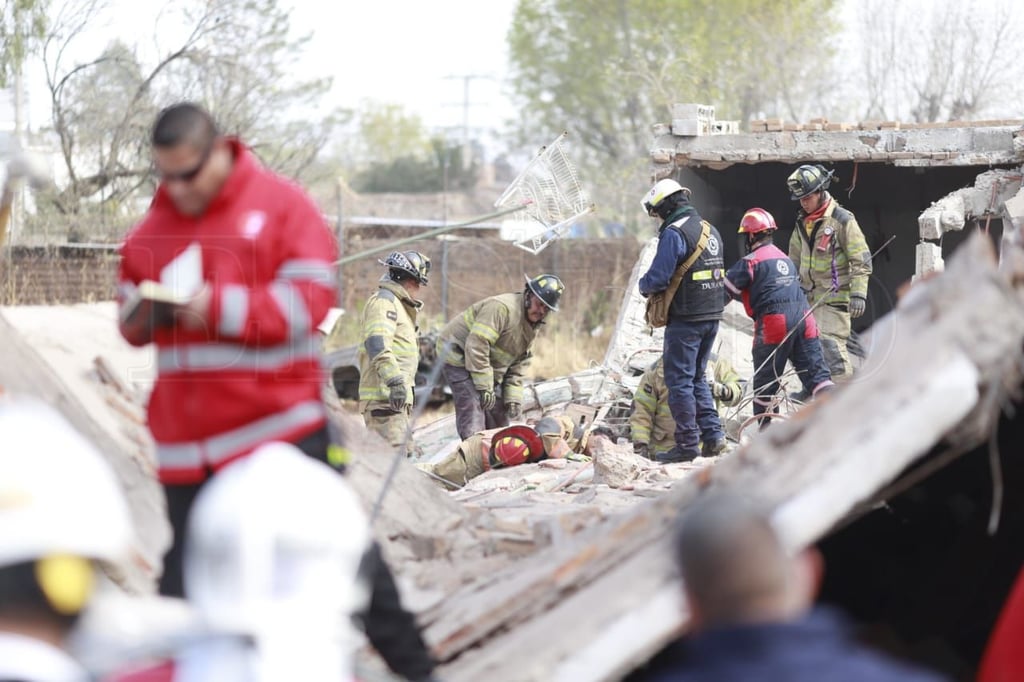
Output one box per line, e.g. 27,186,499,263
424,233,1024,681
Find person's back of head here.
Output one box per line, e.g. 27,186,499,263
674,492,818,630
0,398,132,652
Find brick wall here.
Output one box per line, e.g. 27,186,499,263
0,238,646,336
0,246,120,305
338,237,643,334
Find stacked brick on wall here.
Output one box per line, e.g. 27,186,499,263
0,239,646,336
1,246,119,305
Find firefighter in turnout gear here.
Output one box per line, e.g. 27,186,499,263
438,274,564,440
358,251,430,454
630,355,742,460
422,419,572,487
786,165,872,382
639,179,728,463
726,208,834,428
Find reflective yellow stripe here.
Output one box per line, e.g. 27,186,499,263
469,323,500,344
635,391,657,412
632,425,651,441
691,268,724,281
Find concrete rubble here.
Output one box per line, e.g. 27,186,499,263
4,108,1024,681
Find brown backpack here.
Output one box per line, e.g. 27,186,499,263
644,220,712,328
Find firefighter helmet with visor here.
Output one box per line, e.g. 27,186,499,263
379,251,430,285
524,274,564,312
787,164,834,200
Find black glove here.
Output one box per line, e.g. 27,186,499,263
386,378,407,412
634,443,650,459
712,382,734,402
849,294,867,319
479,389,496,411
505,401,522,420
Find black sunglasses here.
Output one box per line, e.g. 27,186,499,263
154,142,214,183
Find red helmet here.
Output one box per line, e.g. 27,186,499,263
738,208,777,235
488,425,544,468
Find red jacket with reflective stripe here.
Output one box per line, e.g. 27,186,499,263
118,140,337,484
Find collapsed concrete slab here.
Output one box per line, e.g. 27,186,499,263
651,116,1024,172
420,232,1024,681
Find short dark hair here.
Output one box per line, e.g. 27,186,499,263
151,102,219,149
674,493,789,624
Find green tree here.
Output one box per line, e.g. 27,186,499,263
353,102,433,165
0,0,47,87
507,0,839,232
351,137,479,193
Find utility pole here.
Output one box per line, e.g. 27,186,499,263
443,73,492,170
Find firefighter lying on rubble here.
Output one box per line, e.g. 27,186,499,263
418,416,591,488
630,354,743,462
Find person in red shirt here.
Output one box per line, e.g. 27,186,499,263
118,103,437,680
118,102,339,596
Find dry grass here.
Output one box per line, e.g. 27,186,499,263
528,319,612,380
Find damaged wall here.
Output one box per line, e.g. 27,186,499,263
818,401,1024,678
675,161,1005,328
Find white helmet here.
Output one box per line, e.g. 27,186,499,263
184,443,371,647
641,178,692,216
0,398,133,567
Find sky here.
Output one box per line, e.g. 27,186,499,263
22,0,520,141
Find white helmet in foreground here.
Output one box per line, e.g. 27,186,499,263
0,397,132,632
184,442,371,680
0,398,133,568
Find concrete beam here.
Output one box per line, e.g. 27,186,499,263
651,123,1024,171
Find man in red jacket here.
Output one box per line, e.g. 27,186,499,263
119,102,437,681
118,102,339,596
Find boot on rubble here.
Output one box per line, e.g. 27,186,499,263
701,437,728,458
789,388,812,403
656,444,700,464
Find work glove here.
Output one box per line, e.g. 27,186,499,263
849,294,867,319
505,401,522,420
386,377,407,412
634,443,650,459
479,389,496,411
711,382,735,403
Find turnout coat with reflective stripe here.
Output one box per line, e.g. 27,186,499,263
357,279,422,404
118,140,337,484
437,292,535,403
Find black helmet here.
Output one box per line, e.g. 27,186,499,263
524,274,564,312
379,251,430,285
786,164,834,200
